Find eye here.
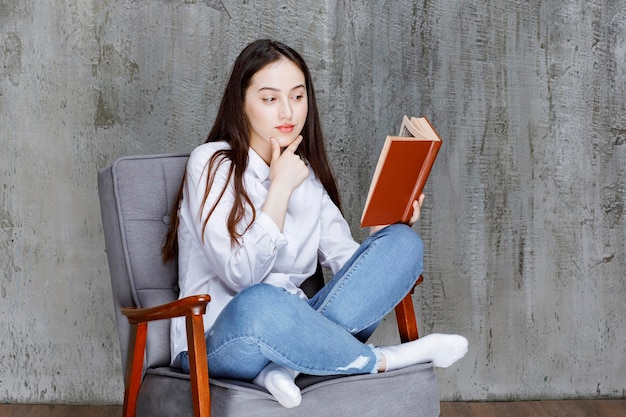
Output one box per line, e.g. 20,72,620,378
292,94,305,101
262,97,276,103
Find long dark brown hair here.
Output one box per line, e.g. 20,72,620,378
162,39,342,262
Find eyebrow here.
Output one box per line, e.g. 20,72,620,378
257,84,306,93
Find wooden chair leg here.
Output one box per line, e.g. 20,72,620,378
395,275,424,343
186,314,211,417
123,322,148,417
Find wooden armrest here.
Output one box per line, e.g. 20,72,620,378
122,294,212,417
121,294,211,324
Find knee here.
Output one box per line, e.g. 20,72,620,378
224,284,288,324
230,283,282,311
221,284,302,339
383,224,424,256
239,282,284,298
376,224,424,278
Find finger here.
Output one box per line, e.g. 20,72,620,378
409,199,421,225
418,193,425,207
284,135,303,154
270,138,281,164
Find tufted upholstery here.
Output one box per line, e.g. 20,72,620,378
99,153,188,372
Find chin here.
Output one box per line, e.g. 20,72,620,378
275,135,299,147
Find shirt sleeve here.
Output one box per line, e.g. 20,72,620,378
181,146,287,293
317,188,360,274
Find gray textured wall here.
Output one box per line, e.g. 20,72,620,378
1,0,625,404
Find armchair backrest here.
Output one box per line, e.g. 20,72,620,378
98,154,189,373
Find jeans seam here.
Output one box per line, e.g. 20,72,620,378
316,237,377,319
317,230,421,334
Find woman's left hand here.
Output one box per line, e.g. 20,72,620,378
407,193,426,226
370,194,426,235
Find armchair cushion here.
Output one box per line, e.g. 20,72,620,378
136,363,438,417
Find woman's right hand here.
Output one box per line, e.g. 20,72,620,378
268,135,309,193
262,135,309,231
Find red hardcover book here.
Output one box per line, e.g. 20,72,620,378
360,116,442,227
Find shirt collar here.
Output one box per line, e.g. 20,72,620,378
248,147,270,182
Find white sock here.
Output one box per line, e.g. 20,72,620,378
377,333,469,371
253,363,301,408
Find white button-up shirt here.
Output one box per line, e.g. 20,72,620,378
170,141,359,364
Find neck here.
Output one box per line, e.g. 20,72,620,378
249,141,272,165
249,143,271,165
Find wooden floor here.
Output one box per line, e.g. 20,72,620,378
0,404,122,417
0,400,624,416
440,400,626,416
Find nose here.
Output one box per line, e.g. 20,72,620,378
278,99,293,120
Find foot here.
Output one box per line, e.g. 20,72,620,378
253,363,302,408
378,333,469,371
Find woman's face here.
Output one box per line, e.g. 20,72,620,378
244,58,308,163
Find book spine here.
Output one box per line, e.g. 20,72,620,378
401,140,442,223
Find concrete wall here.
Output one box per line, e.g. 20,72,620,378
1,0,624,404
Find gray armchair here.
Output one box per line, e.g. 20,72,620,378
98,153,441,417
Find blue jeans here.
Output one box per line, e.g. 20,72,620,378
179,223,423,380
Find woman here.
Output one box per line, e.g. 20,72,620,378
162,39,468,408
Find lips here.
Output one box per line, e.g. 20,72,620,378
276,124,295,133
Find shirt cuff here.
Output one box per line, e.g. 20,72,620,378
256,211,288,249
